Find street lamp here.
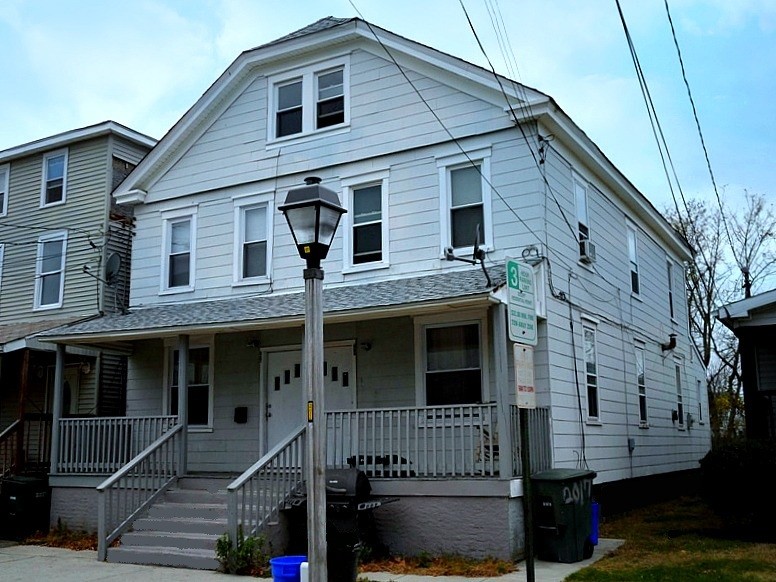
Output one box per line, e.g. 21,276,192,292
279,176,346,582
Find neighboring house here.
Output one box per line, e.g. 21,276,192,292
718,288,776,439
0,122,155,479
40,18,709,565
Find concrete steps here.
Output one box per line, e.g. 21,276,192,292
107,476,232,570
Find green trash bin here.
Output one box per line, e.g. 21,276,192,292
531,468,596,563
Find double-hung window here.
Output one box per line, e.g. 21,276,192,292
424,322,483,405
342,171,389,271
233,193,273,283
34,231,68,309
438,150,492,253
0,163,9,216
574,174,590,258
627,223,640,295
41,150,68,207
583,322,600,420
675,362,684,428
667,260,675,319
635,344,647,425
161,207,197,293
269,58,349,140
168,345,212,428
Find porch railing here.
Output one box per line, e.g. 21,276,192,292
96,422,182,561
227,423,306,543
326,404,500,477
0,413,53,478
510,405,552,476
56,415,177,474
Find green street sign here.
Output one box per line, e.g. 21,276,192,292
506,259,537,345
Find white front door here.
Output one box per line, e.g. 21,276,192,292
265,344,355,449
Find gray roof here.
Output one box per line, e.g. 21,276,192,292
41,266,504,341
257,16,354,49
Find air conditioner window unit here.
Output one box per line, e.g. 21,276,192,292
580,239,597,264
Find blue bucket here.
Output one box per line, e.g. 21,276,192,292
270,555,307,582
590,502,600,546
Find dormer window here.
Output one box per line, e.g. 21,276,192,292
268,58,349,141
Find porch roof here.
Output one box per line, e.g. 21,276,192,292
39,266,504,345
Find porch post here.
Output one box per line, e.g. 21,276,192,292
492,302,514,477
49,344,65,474
177,335,189,476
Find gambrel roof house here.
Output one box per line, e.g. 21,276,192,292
39,17,709,567
719,288,776,440
0,122,155,482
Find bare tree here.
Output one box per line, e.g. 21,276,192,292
666,191,775,443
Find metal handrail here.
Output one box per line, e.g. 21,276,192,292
227,423,306,544
96,423,182,560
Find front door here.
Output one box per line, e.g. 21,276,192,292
265,344,355,449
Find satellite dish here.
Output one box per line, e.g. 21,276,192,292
105,253,122,286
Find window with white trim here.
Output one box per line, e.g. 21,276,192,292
342,172,389,271
161,208,197,292
41,150,68,207
675,362,684,427
233,193,273,283
424,322,482,405
583,323,600,420
574,175,590,258
667,260,675,319
0,163,9,216
269,59,349,140
438,150,492,253
635,344,647,425
34,231,68,309
696,379,704,423
168,345,212,428
627,223,640,295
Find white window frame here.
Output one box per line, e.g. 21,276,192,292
627,222,640,296
675,360,685,429
582,320,600,422
437,149,493,255
635,343,648,427
413,310,490,407
232,192,274,285
163,338,215,431
0,163,9,217
40,149,68,208
34,230,68,310
160,206,197,294
342,170,390,273
267,57,350,143
573,173,590,261
667,259,676,321
696,378,704,424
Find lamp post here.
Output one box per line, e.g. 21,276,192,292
279,176,346,582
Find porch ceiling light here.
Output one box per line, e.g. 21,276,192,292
279,176,346,269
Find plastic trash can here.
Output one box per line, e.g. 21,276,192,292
0,475,50,540
270,555,307,582
532,468,597,563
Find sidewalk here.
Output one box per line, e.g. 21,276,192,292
0,539,622,581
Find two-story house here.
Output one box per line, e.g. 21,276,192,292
0,122,155,480
40,18,709,567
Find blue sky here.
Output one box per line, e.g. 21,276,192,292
0,0,773,213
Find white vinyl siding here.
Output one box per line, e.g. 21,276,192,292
583,323,599,421
34,230,68,310
233,192,273,284
161,207,197,293
268,58,349,141
0,164,8,216
0,243,4,294
41,149,68,207
627,223,640,295
437,149,492,253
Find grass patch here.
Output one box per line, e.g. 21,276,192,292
568,497,776,581
360,553,517,577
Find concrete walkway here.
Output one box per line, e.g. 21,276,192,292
0,539,622,581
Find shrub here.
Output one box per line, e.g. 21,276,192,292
699,439,776,536
215,527,270,576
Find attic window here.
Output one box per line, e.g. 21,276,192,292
269,57,349,142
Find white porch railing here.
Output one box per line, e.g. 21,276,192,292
56,415,177,474
326,404,501,477
510,405,552,476
96,423,182,561
227,423,306,543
